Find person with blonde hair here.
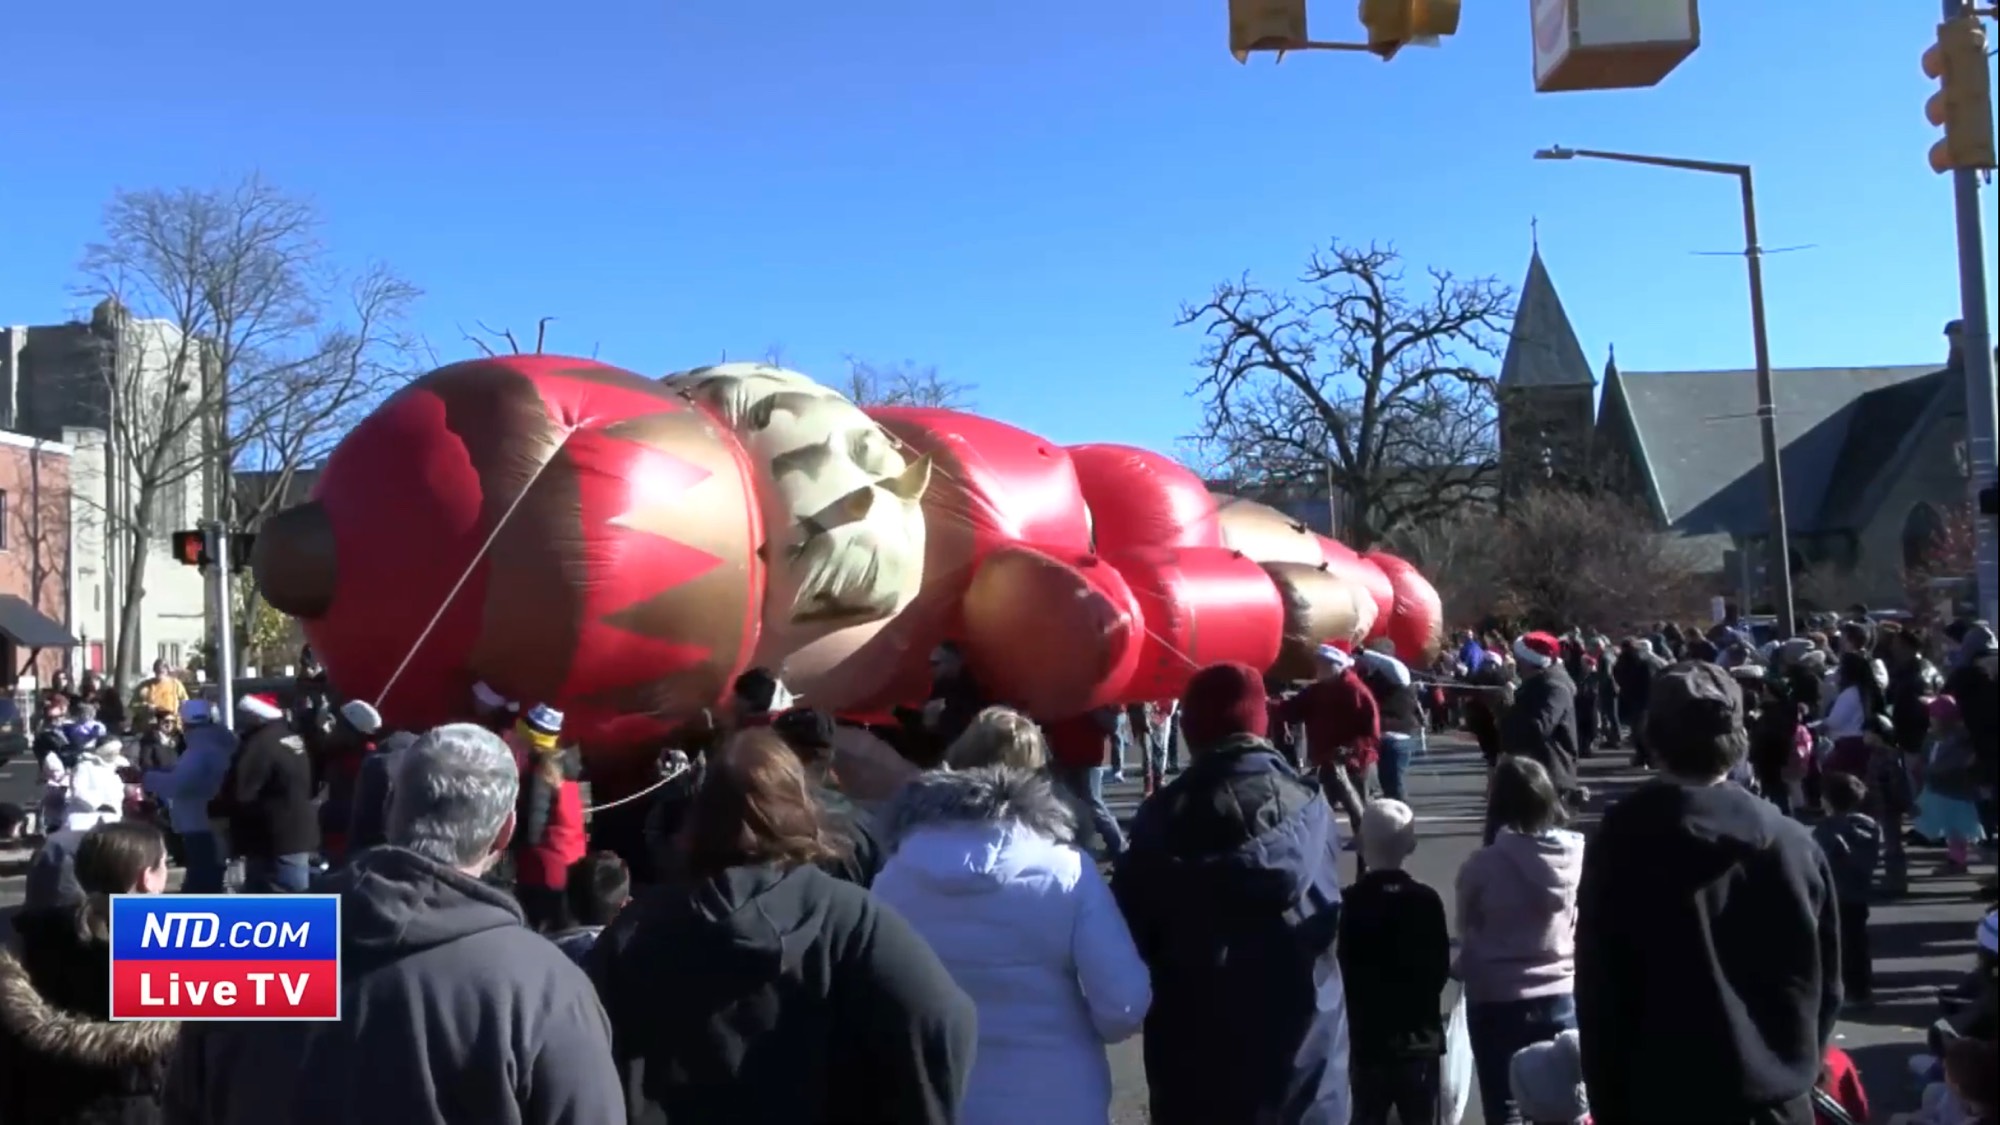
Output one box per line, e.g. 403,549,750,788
946,706,1048,771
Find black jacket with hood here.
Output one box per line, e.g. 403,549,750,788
161,847,622,1125
0,907,179,1125
1501,663,1581,789
588,861,978,1124
216,720,319,859
1576,779,1841,1124
1110,734,1351,1125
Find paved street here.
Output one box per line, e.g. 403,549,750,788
1098,732,1993,1124
5,732,1990,1124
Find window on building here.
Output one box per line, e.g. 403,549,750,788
159,641,182,669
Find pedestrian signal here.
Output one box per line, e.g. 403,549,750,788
172,530,210,569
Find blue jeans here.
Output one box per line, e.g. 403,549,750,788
1379,731,1421,802
1466,993,1576,1125
1054,763,1124,859
179,830,227,894
241,852,313,894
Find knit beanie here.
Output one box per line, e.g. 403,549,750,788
1178,663,1269,751
1513,632,1560,670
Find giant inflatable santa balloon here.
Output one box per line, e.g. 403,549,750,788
251,355,1442,770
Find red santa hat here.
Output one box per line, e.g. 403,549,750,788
1513,632,1561,670
239,693,285,722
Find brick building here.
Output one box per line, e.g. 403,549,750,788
0,429,77,688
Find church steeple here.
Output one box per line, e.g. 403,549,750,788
1498,245,1596,391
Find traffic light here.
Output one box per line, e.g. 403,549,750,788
1229,0,1308,62
229,532,255,574
171,530,210,569
1922,14,1997,173
1358,0,1461,60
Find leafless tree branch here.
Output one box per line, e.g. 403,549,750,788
1441,490,1708,632
71,175,420,684
840,357,975,408
1180,240,1510,547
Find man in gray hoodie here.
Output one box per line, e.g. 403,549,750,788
163,723,623,1124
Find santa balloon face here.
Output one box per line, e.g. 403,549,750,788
253,356,766,754
662,363,933,704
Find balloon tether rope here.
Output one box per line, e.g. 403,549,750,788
372,429,576,711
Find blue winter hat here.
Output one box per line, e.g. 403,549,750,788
523,704,564,737
179,699,217,726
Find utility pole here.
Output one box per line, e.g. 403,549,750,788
204,521,238,729
1737,167,1798,639
1941,0,1999,624
1533,145,1797,637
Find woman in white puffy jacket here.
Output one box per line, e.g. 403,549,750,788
872,763,1152,1125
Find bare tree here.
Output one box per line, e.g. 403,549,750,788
1384,511,1494,627
1475,490,1708,631
461,316,559,358
1182,240,1511,548
841,358,975,408
74,176,420,686
1901,501,1979,624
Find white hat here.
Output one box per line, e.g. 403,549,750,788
239,694,284,722
179,699,217,726
1511,1030,1588,1123
1316,644,1354,672
471,681,509,710
340,699,383,735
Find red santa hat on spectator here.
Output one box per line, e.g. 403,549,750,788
1513,632,1561,670
239,693,284,723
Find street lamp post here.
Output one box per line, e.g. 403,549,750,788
1534,145,1797,639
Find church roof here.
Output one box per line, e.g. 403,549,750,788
1603,362,1951,536
1498,249,1596,390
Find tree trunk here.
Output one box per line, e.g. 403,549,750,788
112,492,157,693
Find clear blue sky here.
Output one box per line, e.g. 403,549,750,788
2,2,1993,455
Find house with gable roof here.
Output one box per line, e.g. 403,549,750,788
1497,243,1975,614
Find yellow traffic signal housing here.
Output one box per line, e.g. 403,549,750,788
1229,0,1310,62
1358,0,1462,60
1922,15,1997,173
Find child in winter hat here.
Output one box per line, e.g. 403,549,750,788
517,704,565,754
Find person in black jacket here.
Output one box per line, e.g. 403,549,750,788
221,697,319,893
1501,633,1585,806
1339,798,1451,1125
590,727,977,1124
895,642,986,768
1613,639,1662,766
1577,661,1842,1125
1358,647,1426,804
1111,662,1352,1125
771,706,886,887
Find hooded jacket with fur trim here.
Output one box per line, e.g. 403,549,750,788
0,908,179,1124
873,766,1151,1125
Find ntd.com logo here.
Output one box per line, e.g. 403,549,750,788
109,895,340,1021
